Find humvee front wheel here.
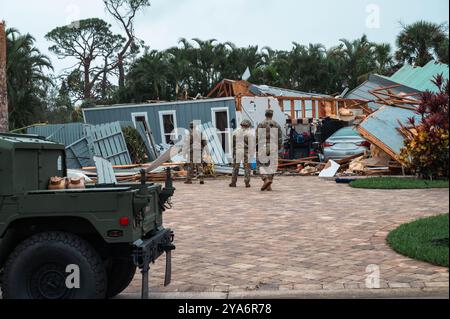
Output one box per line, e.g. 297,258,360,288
1,232,107,299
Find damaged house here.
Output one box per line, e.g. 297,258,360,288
340,60,449,174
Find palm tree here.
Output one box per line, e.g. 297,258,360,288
166,46,191,99
6,28,53,129
336,35,377,88
222,45,262,81
373,43,394,75
126,50,169,101
395,21,449,66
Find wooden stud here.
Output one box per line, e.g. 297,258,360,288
311,100,316,119
290,99,295,120
0,21,8,133
301,100,306,119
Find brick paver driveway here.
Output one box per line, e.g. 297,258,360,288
124,176,449,297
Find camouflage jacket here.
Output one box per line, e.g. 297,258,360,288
256,119,283,151
232,127,256,161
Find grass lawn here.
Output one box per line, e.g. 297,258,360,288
387,214,449,267
350,177,449,189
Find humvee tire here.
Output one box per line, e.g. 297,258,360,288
1,232,107,299
106,257,137,298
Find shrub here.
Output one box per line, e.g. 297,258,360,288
122,126,148,164
398,75,449,180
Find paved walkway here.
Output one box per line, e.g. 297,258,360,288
123,176,449,297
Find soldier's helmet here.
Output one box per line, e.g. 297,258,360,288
265,109,274,117
240,119,252,128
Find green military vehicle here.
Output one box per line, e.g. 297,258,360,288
0,133,175,299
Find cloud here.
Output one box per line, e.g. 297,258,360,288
1,0,448,75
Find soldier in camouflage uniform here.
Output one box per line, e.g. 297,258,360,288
230,119,255,188
256,109,283,191
183,122,207,185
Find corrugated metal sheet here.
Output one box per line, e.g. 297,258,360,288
386,60,449,93
27,123,88,146
358,106,421,157
345,74,421,110
82,98,237,146
250,84,331,98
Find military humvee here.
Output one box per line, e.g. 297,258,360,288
0,133,175,299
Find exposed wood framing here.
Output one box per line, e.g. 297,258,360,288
301,100,306,118
207,79,256,98
277,96,370,120
368,85,420,110
290,99,295,120
208,79,372,120
0,21,8,133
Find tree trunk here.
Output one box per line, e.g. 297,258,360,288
118,56,125,88
0,21,8,133
101,58,108,100
101,72,107,100
83,63,92,101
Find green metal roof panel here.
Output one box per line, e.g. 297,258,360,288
388,61,449,93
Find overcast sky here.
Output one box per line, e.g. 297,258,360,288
1,0,449,75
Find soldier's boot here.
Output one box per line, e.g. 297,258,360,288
265,175,274,191
261,178,272,191
230,165,239,187
185,164,193,184
184,172,192,185
244,167,251,188
198,164,205,184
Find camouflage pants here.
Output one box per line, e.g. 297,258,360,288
186,162,204,182
231,161,251,186
261,174,275,182
257,160,275,182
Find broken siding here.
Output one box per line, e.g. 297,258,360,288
83,98,237,145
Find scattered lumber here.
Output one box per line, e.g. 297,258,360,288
335,153,366,165
278,156,320,169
